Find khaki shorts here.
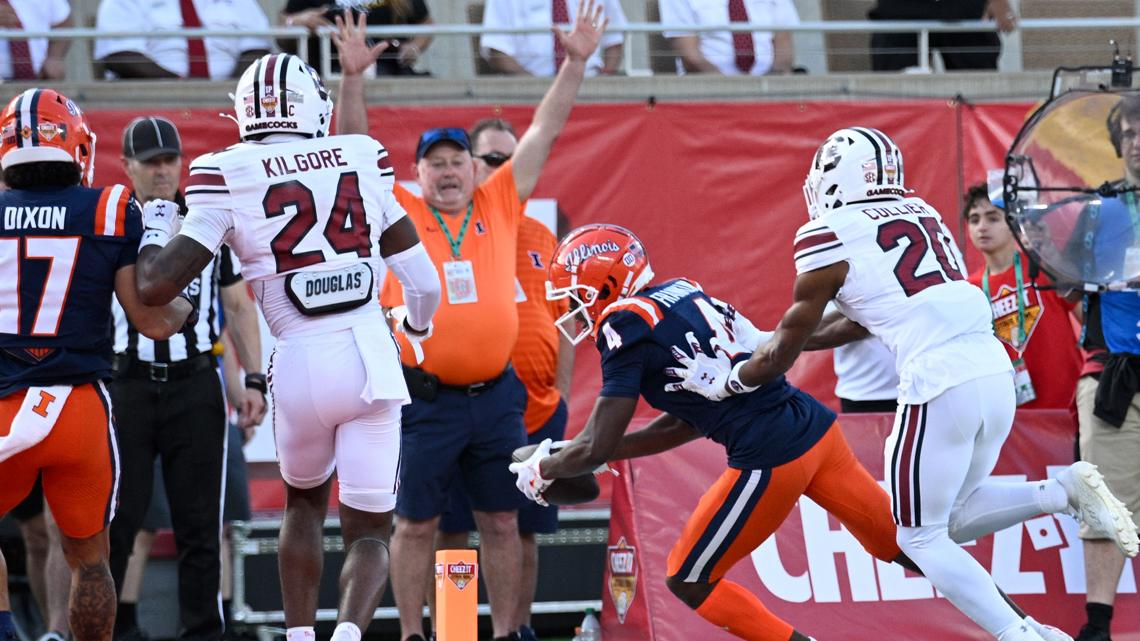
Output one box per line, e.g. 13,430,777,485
1076,375,1140,538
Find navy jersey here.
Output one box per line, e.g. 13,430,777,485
597,278,835,470
0,184,142,395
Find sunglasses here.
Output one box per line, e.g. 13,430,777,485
476,152,511,168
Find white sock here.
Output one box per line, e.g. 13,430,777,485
996,618,1046,641
286,628,316,641
330,622,362,641
948,479,1068,543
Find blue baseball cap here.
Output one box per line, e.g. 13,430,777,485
415,127,471,161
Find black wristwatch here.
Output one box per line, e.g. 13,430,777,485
245,372,268,394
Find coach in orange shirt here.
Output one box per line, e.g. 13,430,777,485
333,4,606,640
434,118,575,641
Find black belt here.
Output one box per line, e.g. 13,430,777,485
439,367,512,396
112,353,215,383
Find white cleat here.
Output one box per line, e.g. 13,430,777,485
1058,461,1139,558
1025,616,1074,641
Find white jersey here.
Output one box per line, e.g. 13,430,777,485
179,134,404,339
794,196,1011,404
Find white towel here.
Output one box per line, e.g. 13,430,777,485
350,325,411,405
0,385,72,463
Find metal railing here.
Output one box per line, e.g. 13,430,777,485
1,17,1138,79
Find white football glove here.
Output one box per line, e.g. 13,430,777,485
664,331,759,401
139,199,182,250
509,437,554,506
386,305,432,364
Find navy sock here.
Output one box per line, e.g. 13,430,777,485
1086,602,1113,631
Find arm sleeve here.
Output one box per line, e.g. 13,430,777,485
179,208,235,255
793,219,848,274
660,0,697,38
93,0,149,59
117,197,144,268
597,310,652,398
383,242,441,332
479,0,517,60
600,0,627,49
51,0,70,24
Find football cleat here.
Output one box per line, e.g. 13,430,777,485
1058,461,1138,558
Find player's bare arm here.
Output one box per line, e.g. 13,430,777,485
114,264,193,340
539,395,636,479
803,308,870,351
379,216,423,257
510,0,606,201
608,412,701,461
736,261,848,388
136,237,216,306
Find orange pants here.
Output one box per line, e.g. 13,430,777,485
0,382,117,539
668,423,900,583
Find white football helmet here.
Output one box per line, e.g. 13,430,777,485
803,126,907,219
232,53,333,139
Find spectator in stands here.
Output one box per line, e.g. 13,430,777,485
658,0,798,75
434,118,575,641
868,0,1017,71
1069,98,1140,641
8,486,69,641
962,184,1083,409
279,0,434,76
108,116,266,641
0,0,71,80
94,0,272,79
334,6,605,640
480,0,625,76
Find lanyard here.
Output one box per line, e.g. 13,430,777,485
983,251,1027,352
429,202,474,259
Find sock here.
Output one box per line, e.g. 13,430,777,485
222,599,233,625
0,611,16,641
115,602,139,634
286,627,316,641
948,479,1068,543
1086,602,1113,631
330,622,362,641
897,525,1024,637
693,579,794,641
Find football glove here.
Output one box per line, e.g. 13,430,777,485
509,437,554,506
386,305,432,364
664,331,759,401
139,199,182,250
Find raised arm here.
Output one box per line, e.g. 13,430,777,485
510,0,607,201
332,11,388,136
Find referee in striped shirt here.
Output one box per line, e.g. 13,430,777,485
106,117,267,641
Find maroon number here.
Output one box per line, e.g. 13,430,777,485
876,218,952,297
263,173,371,274
324,172,371,257
265,180,324,273
918,216,965,281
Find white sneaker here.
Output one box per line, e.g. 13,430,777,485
1025,616,1074,641
1058,461,1139,557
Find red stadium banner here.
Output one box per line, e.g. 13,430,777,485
82,100,1035,434
601,411,1139,641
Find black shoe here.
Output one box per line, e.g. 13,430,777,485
405,636,427,641
518,625,538,641
114,629,152,641
491,634,520,641
1076,625,1111,641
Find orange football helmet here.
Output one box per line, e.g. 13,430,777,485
0,88,97,186
546,224,654,344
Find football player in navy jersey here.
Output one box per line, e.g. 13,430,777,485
509,223,902,641
0,88,193,641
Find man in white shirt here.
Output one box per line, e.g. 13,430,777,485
481,0,626,76
94,0,271,79
659,0,797,75
0,0,71,80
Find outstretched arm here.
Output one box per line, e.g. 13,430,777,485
136,238,216,306
332,10,388,136
609,412,701,461
736,262,848,387
510,0,607,201
803,309,870,351
540,395,636,478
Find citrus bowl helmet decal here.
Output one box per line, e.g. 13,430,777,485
0,88,97,186
233,53,333,139
803,126,906,219
546,224,655,345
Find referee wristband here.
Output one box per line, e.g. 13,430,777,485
245,373,268,394
726,361,760,395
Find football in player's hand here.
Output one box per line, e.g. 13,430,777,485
511,444,600,506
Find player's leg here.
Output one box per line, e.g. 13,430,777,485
40,383,120,641
222,420,254,633
889,377,1043,641
464,371,528,640
329,399,403,641
11,479,49,627
665,463,810,641
0,389,42,641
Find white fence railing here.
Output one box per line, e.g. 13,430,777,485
1,17,1137,78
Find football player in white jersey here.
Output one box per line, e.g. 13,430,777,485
132,50,441,641
669,127,1138,641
